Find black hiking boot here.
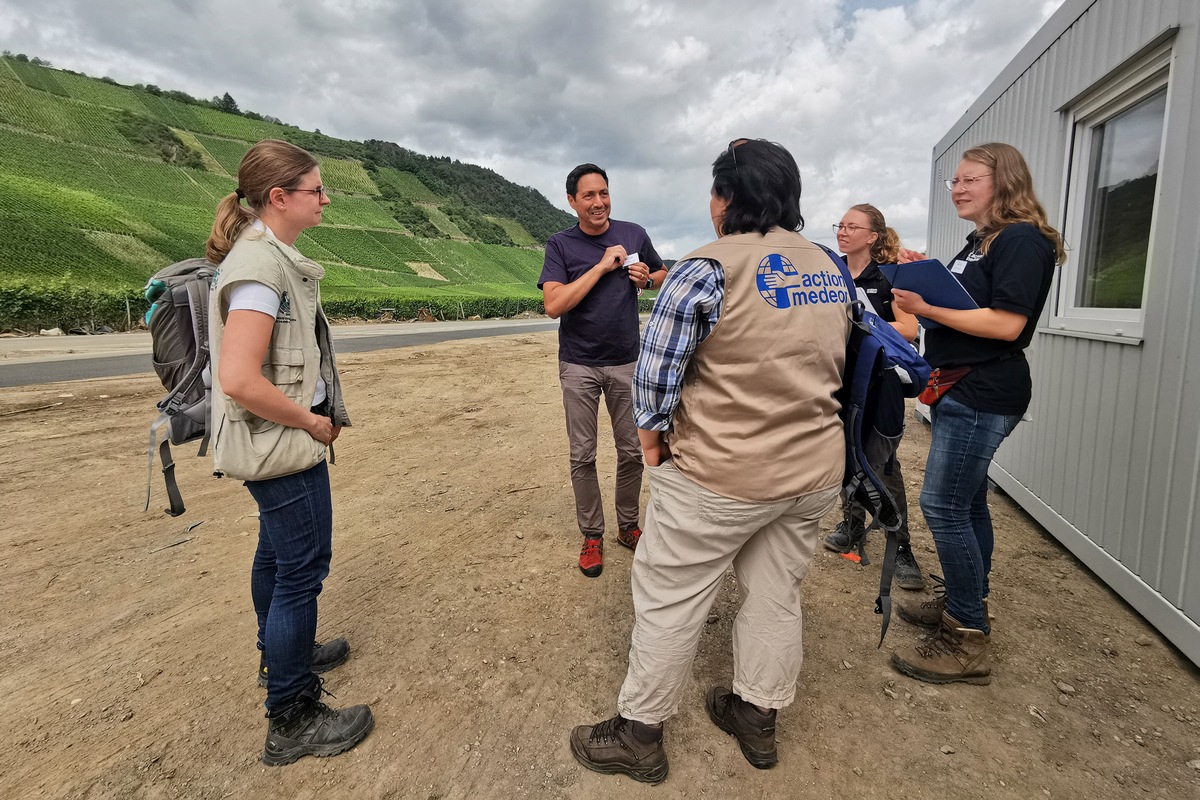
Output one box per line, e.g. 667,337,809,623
569,714,669,784
262,681,374,766
705,687,778,769
894,544,927,590
258,638,351,688
823,520,864,554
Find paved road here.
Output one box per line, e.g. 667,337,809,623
0,318,558,387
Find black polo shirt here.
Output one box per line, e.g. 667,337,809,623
924,223,1056,415
848,260,897,322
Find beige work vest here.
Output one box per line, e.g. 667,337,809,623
209,227,350,481
667,227,849,502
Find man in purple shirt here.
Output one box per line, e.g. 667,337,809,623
539,163,668,578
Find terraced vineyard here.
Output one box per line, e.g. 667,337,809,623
0,57,579,330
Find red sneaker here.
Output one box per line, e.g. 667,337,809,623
616,528,642,551
579,536,603,577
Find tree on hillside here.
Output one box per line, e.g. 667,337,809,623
215,92,240,115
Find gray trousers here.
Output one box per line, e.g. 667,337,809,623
847,426,911,544
558,360,643,537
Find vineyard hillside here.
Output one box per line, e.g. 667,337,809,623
0,55,582,330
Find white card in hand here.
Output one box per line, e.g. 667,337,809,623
623,252,639,267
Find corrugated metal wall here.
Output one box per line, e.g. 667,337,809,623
927,0,1200,663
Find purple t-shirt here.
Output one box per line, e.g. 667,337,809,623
538,219,665,366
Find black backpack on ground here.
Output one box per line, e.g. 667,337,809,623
819,246,931,644
143,258,216,517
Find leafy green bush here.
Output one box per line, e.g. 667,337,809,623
114,110,204,168
388,199,443,239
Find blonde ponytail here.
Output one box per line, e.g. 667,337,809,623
206,192,257,264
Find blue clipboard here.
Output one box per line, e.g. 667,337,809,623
878,259,978,329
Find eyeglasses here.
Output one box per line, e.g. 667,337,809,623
944,174,991,191
832,224,870,234
728,138,749,174
285,185,327,197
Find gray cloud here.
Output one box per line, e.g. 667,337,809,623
0,0,1062,256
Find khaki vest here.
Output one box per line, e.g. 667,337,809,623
209,227,350,481
667,227,849,502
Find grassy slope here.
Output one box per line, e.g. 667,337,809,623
0,59,576,329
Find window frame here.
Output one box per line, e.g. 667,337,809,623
1050,42,1173,342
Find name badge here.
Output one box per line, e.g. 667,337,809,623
950,259,968,274
623,252,640,267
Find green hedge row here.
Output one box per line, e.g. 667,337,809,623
321,293,657,320
0,282,658,331
0,280,145,332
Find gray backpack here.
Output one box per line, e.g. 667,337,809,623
143,258,216,516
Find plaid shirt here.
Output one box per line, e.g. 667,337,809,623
633,257,725,430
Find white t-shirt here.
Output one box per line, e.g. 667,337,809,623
227,281,328,407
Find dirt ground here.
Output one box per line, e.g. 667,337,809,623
1,329,1198,800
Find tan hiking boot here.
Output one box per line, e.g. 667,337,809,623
896,591,945,628
897,576,989,628
890,611,991,685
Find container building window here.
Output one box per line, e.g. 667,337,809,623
1054,43,1171,340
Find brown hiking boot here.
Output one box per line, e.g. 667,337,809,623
705,687,777,769
890,611,991,685
897,576,990,628
897,573,944,627
569,714,669,784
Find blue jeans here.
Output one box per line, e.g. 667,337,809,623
245,460,333,711
919,395,1020,633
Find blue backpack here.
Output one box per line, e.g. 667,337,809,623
820,246,931,643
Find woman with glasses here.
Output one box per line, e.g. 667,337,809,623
824,205,925,591
207,139,373,764
569,139,849,782
889,142,1065,685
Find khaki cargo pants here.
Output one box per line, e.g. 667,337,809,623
617,460,839,723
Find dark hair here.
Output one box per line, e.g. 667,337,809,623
206,139,319,263
711,139,804,235
566,163,608,197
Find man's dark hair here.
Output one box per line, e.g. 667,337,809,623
566,163,608,197
711,139,804,235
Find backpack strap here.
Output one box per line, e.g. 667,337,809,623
146,411,187,517
817,244,901,646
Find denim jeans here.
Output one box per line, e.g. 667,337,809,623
918,395,1020,633
245,460,333,711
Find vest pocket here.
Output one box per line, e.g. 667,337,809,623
263,347,306,401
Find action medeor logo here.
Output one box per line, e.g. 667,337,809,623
755,253,851,309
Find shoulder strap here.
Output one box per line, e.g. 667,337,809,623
817,244,900,645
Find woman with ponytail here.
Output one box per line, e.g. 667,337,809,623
823,204,925,591
207,139,373,765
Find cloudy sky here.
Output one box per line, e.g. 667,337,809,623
0,0,1063,257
